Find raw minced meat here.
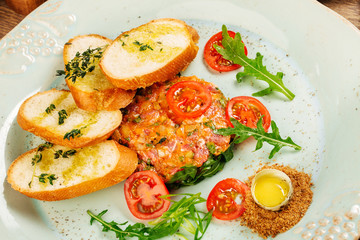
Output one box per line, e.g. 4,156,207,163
113,76,231,181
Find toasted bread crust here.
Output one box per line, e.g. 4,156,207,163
65,78,135,111
64,34,135,111
7,141,138,201
17,89,122,148
63,34,112,65
100,18,199,90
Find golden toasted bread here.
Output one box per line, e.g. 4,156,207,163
64,34,135,111
17,89,122,148
100,18,199,90
7,140,138,201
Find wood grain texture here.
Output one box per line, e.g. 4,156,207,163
0,0,24,38
5,0,45,15
319,0,360,28
0,0,359,39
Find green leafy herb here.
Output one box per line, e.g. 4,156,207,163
206,142,216,154
56,70,66,76
28,142,54,187
45,104,56,114
31,153,42,166
214,25,295,100
37,142,53,151
58,109,68,125
87,193,211,240
133,40,153,51
133,116,142,123
133,40,142,46
31,142,54,165
146,143,154,148
63,127,86,140
216,118,301,159
166,142,234,190
54,149,77,159
156,137,167,145
36,173,58,185
187,128,198,137
139,44,153,51
203,121,216,131
57,47,105,83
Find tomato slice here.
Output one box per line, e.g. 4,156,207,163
226,96,271,131
166,80,212,119
206,178,249,220
204,31,248,72
124,171,170,220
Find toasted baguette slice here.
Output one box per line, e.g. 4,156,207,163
7,140,138,201
17,89,122,148
100,18,199,90
63,34,135,112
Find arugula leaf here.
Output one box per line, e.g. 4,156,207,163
87,193,211,240
166,142,234,190
214,25,295,100
216,118,301,159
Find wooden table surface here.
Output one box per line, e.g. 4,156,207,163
0,0,359,39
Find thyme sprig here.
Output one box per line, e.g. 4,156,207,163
54,149,77,159
36,173,58,185
58,109,68,125
28,142,54,187
63,126,87,140
57,47,105,83
133,40,153,51
45,104,56,114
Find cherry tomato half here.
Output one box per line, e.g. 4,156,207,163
166,80,212,119
124,171,170,220
206,178,249,220
226,96,271,131
204,31,248,72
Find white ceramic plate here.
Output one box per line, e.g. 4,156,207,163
1,0,360,239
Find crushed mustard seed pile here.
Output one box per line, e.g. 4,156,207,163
241,164,313,239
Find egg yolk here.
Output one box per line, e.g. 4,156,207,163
253,175,290,208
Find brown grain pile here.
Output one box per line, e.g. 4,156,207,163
240,164,313,238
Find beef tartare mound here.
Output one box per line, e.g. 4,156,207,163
113,76,231,182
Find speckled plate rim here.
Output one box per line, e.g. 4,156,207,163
0,0,360,239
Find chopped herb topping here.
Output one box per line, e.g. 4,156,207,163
63,126,86,140
54,149,77,159
187,128,198,137
45,104,56,114
56,70,66,76
133,116,142,123
58,109,68,125
139,44,153,51
157,137,167,145
28,142,54,188
206,142,216,154
133,40,153,51
37,142,53,151
146,143,154,148
133,40,142,46
37,173,58,185
31,153,42,166
204,120,216,131
58,47,105,83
